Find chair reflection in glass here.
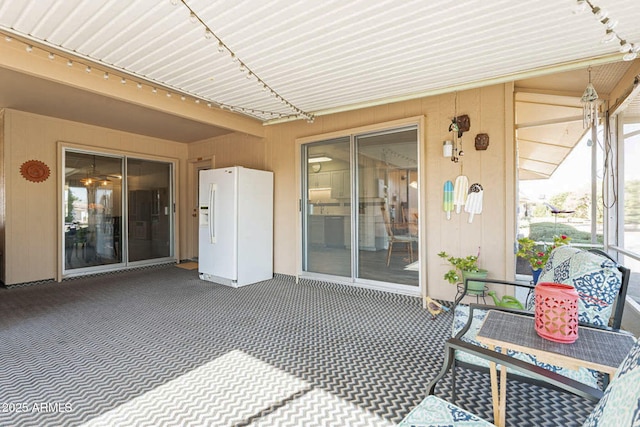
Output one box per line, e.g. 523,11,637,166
381,205,418,266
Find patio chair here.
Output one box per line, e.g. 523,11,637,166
401,337,640,426
381,206,417,266
428,246,631,399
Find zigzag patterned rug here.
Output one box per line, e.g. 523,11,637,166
0,266,595,426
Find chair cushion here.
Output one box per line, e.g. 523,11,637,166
453,305,599,388
537,246,622,327
398,395,494,426
582,338,640,427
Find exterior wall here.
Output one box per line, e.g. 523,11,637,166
183,132,266,260
1,82,516,301
264,83,515,301
2,109,188,285
188,133,266,169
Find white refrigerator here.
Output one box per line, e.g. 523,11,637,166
198,166,273,287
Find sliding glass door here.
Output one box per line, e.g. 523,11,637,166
64,151,123,270
63,149,174,275
356,129,419,285
301,126,419,292
127,159,172,262
303,137,352,277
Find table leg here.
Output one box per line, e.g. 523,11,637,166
498,347,507,427
488,345,507,427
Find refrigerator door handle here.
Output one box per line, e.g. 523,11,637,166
209,183,217,243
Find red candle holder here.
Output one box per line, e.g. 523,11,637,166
534,282,579,343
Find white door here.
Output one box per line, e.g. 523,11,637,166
199,168,238,280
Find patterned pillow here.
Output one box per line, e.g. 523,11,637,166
536,246,623,327
398,395,494,426
582,338,640,427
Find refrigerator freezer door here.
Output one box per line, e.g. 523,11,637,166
198,168,238,283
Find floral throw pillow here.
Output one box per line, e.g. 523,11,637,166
536,246,623,327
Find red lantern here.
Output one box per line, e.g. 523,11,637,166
535,282,579,343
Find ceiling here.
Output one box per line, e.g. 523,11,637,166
0,66,232,142
515,61,636,180
0,0,639,151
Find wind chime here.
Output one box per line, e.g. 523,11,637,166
580,66,600,129
448,93,470,163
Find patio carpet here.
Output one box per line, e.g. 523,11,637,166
0,266,595,426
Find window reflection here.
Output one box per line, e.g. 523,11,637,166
64,152,122,270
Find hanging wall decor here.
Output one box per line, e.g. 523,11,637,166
475,133,490,150
20,159,50,183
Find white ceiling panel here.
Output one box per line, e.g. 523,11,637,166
0,0,639,123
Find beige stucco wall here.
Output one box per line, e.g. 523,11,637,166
262,83,516,301
2,109,188,285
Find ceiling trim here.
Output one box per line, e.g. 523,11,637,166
265,53,625,126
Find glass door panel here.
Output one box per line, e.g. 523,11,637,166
127,159,172,262
356,128,419,286
64,151,123,270
303,137,351,277
622,117,640,276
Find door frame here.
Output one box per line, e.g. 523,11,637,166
57,141,179,281
295,116,425,297
187,156,214,260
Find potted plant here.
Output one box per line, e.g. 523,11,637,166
516,234,571,283
437,251,488,294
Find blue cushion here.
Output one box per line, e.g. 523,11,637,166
537,246,622,327
398,395,494,426
582,338,640,427
453,305,598,388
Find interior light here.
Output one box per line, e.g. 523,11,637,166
592,6,607,20
308,156,332,163
620,41,632,53
573,0,588,14
602,29,617,43
602,18,618,30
